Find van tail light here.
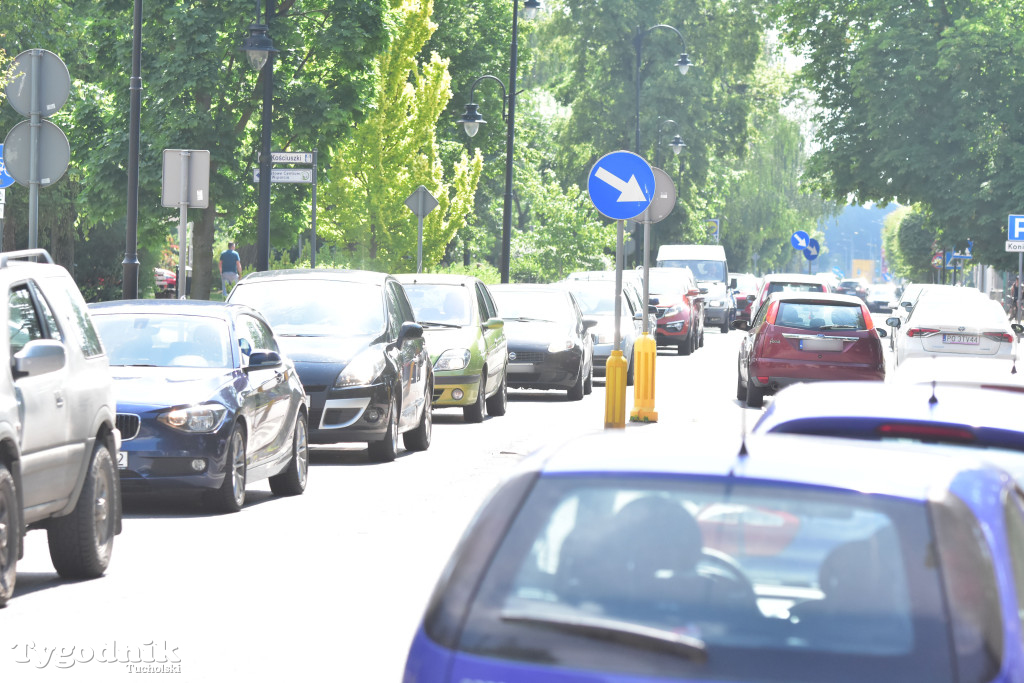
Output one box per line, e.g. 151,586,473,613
906,327,940,338
982,332,1013,343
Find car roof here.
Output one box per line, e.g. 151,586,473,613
526,429,1001,502
88,299,268,323
490,283,569,293
393,273,479,286
892,355,1024,391
767,292,864,305
763,273,826,284
237,268,390,285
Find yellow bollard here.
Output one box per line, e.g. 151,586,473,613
629,333,658,422
604,350,628,429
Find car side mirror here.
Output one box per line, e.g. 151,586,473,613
746,294,756,302
582,318,599,331
245,350,283,371
483,317,504,330
633,311,644,321
396,321,424,346
1013,323,1024,336
731,320,750,331
901,302,913,311
648,305,659,316
729,278,738,289
886,317,901,328
648,296,660,306
876,328,888,338
12,339,66,380
688,288,702,297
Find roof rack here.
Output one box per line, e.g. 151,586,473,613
0,249,55,268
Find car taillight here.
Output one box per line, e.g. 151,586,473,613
982,332,1013,343
877,423,975,443
906,327,940,338
860,305,874,330
764,301,780,325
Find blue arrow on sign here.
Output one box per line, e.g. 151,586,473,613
791,230,809,250
803,238,820,261
587,150,655,220
0,145,14,189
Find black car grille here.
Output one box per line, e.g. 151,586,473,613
117,414,141,440
432,388,444,401
321,407,362,428
510,351,546,363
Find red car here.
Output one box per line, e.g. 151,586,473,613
734,292,886,407
730,272,761,324
748,272,830,322
646,266,705,355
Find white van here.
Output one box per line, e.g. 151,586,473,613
656,244,733,332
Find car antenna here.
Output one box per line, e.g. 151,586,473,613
736,401,749,460
929,379,938,405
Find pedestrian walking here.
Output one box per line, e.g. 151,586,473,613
219,242,242,296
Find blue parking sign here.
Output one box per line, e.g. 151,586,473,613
1010,215,1024,241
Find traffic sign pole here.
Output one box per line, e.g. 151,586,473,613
605,219,628,429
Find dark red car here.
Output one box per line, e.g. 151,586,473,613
749,273,831,322
733,292,886,407
647,266,705,355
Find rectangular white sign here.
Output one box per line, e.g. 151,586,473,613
253,168,313,183
270,152,313,164
1007,240,1024,252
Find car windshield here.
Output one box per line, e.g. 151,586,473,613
647,270,689,295
403,283,474,327
93,313,232,368
228,280,385,337
456,476,962,683
774,302,867,330
492,289,567,322
660,259,726,283
562,282,617,315
767,281,825,295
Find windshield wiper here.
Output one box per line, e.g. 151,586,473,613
500,610,708,663
817,325,859,330
419,321,461,328
278,333,328,337
505,316,554,323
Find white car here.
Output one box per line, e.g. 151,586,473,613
865,283,899,312
887,292,1023,366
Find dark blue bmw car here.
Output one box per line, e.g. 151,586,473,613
89,300,309,513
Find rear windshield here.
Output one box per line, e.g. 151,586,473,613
659,259,726,283
228,280,385,337
403,283,474,327
775,302,866,331
456,476,958,683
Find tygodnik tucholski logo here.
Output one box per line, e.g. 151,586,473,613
10,641,182,672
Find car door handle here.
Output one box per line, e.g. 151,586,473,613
55,391,65,408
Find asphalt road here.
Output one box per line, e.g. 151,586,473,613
0,327,758,682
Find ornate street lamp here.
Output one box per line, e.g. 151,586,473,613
457,0,540,284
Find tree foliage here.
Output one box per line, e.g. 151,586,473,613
321,0,482,274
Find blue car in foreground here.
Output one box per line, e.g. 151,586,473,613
405,429,1024,683
89,300,309,512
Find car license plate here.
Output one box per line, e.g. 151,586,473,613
508,363,536,373
942,334,979,345
117,451,128,469
799,338,843,352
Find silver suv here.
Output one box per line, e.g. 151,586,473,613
0,250,121,607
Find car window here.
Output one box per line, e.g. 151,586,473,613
393,281,417,324
492,289,568,323
239,314,278,354
456,476,954,683
228,279,386,338
751,298,774,328
474,284,489,322
8,285,46,355
775,302,866,331
404,283,474,327
31,286,64,344
480,284,498,320
52,283,105,358
384,283,403,340
93,313,232,368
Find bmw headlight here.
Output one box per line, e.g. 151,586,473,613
334,349,386,388
158,403,228,433
548,338,574,353
435,348,471,371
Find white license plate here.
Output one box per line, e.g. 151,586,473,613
508,363,536,373
942,334,979,345
799,338,843,352
117,451,128,469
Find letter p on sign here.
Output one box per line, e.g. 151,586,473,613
1011,215,1024,241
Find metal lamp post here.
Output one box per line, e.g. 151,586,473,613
122,0,143,299
456,0,539,284
241,0,278,272
654,118,686,170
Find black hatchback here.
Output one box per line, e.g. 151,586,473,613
489,284,597,400
227,269,432,462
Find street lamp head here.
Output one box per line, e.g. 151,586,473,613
457,103,486,138
242,23,278,72
522,0,541,20
675,53,693,76
669,135,686,156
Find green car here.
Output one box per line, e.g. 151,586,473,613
395,274,508,422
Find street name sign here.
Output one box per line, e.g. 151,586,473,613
790,230,809,250
270,151,313,164
587,150,654,220
1007,241,1024,253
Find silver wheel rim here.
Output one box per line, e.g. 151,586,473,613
93,456,115,560
230,431,245,505
295,418,309,487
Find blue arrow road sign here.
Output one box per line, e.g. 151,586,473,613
0,145,14,189
803,238,820,261
790,230,809,250
587,151,654,220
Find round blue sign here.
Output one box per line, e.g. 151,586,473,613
790,230,809,250
803,237,821,261
0,145,14,189
587,151,655,220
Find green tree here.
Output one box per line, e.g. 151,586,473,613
321,0,482,273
